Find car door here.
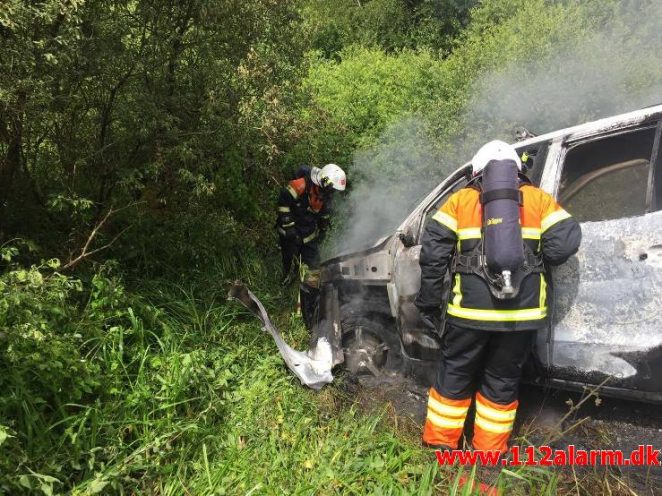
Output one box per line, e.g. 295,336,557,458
547,122,662,399
390,169,468,365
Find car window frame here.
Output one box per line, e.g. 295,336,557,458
647,123,662,212
548,121,662,217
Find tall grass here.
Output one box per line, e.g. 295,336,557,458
0,261,640,495
0,261,446,494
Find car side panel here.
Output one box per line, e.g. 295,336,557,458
550,210,662,394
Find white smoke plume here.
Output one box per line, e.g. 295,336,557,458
466,1,662,140
328,0,662,256
326,118,454,256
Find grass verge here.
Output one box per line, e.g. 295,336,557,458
0,265,649,495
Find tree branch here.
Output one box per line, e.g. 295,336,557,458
62,202,142,270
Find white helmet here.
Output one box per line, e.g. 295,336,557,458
312,163,347,191
471,140,522,176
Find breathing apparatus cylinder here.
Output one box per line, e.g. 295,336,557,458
481,159,524,296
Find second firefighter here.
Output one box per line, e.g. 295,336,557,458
276,163,347,326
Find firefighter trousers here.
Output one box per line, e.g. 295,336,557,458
423,323,536,453
279,236,320,275
279,235,321,329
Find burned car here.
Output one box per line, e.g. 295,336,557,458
231,105,662,401
305,104,662,403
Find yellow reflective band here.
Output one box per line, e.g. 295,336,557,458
541,209,571,232
447,305,546,322
281,222,295,228
428,396,470,419
286,185,299,199
303,231,318,244
521,227,541,239
458,227,481,240
475,414,514,433
432,211,458,233
278,206,291,213
452,274,462,307
475,402,517,422
427,410,466,429
539,274,547,309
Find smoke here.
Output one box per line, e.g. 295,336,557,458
328,0,662,256
326,118,454,256
465,0,662,140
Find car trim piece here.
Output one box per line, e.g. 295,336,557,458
647,122,662,212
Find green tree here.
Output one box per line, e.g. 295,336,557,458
301,0,477,57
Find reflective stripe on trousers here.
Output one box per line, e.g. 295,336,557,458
422,388,470,449
472,392,517,454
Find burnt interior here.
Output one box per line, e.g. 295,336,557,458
559,127,657,222
518,141,550,187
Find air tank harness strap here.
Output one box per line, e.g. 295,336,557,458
452,250,544,276
480,189,523,205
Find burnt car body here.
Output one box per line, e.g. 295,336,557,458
311,104,662,403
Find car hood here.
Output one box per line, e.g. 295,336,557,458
322,235,392,266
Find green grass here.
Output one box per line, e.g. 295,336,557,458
0,265,641,495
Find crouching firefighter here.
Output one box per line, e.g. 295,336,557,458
415,140,581,454
276,163,347,327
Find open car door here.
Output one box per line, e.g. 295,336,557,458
388,168,468,380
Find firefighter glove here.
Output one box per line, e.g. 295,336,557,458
419,307,442,333
280,225,300,243
318,216,331,232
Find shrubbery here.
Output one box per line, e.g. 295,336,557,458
0,246,451,494
0,245,260,493
2,0,662,493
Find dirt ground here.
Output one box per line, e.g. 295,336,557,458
345,374,662,493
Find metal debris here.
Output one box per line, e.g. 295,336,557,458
227,282,334,390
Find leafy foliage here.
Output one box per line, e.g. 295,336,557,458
1,0,661,493
301,0,477,57
1,0,304,276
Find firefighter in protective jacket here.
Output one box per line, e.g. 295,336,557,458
277,163,346,275
276,164,346,322
415,140,581,454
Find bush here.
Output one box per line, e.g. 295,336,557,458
284,47,447,168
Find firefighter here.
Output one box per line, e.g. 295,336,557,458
415,140,581,454
276,164,346,324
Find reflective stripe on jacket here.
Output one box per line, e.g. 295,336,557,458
416,183,581,331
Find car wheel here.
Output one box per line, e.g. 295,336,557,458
341,314,402,377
